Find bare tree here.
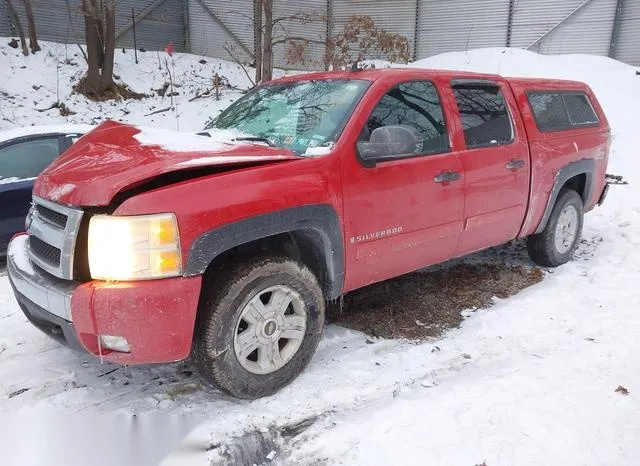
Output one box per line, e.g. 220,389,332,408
261,0,274,82
252,2,326,83
254,0,263,84
231,8,406,85
77,0,117,98
222,3,326,85
6,0,29,56
22,0,40,52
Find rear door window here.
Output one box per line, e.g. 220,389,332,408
0,137,61,181
527,93,571,131
452,83,514,148
563,94,600,126
527,91,600,132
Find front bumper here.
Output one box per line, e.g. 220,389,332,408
7,234,203,365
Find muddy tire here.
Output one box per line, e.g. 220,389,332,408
193,255,325,399
527,189,584,267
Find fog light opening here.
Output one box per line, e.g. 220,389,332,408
98,335,131,353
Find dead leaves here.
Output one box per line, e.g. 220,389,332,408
615,385,630,396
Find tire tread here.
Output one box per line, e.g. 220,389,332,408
527,188,584,267
193,254,324,399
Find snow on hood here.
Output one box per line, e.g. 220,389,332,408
132,125,252,152
33,120,299,206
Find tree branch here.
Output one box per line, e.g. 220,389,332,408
223,45,255,88
272,37,327,46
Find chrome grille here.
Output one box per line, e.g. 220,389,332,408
27,196,84,280
29,236,61,267
35,204,68,229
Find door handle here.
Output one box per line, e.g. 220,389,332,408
434,171,460,184
506,159,526,170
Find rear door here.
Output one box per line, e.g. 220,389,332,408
341,78,464,290
448,79,530,255
0,136,64,252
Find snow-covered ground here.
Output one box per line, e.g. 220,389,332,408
1,41,640,466
0,40,272,132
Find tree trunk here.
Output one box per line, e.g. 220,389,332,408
80,0,117,97
262,0,273,82
254,0,263,84
82,0,102,94
22,0,40,52
6,0,29,56
100,1,116,91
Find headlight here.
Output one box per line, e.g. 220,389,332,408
88,213,182,281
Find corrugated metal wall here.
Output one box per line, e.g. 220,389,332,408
117,0,186,52
417,0,510,58
272,0,327,69
510,0,583,49
8,0,85,46
512,0,617,56
1,1,638,66
2,0,184,52
616,0,640,65
187,0,254,63
0,2,9,37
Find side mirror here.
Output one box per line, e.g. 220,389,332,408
357,125,423,163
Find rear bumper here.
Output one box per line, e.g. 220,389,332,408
7,234,203,365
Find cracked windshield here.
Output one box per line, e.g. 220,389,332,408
205,79,370,155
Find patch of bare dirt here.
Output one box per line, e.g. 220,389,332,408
328,242,544,341
73,77,146,101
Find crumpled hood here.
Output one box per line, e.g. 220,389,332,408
34,120,299,206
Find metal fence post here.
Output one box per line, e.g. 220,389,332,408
413,0,420,60
325,0,332,70
184,0,191,53
132,8,138,63
609,0,625,58
506,0,515,47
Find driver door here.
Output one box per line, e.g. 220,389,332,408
340,79,465,290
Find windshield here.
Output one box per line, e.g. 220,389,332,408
204,79,370,155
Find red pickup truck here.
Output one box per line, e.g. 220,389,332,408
7,68,610,399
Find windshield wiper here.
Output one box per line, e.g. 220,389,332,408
233,136,276,147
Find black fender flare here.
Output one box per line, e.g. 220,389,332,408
535,159,595,234
184,204,344,300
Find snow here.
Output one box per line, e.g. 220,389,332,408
7,235,34,276
132,126,247,152
0,124,94,142
46,183,75,201
175,154,292,168
0,176,35,184
1,40,640,466
0,40,289,132
303,143,335,156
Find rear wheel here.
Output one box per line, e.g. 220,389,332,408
193,255,325,399
527,189,584,267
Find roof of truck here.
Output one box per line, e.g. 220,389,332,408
271,67,588,89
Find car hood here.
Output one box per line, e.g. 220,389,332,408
34,120,300,206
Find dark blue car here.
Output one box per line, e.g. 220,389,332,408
0,125,91,255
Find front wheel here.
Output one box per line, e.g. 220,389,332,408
193,255,325,399
527,189,584,267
